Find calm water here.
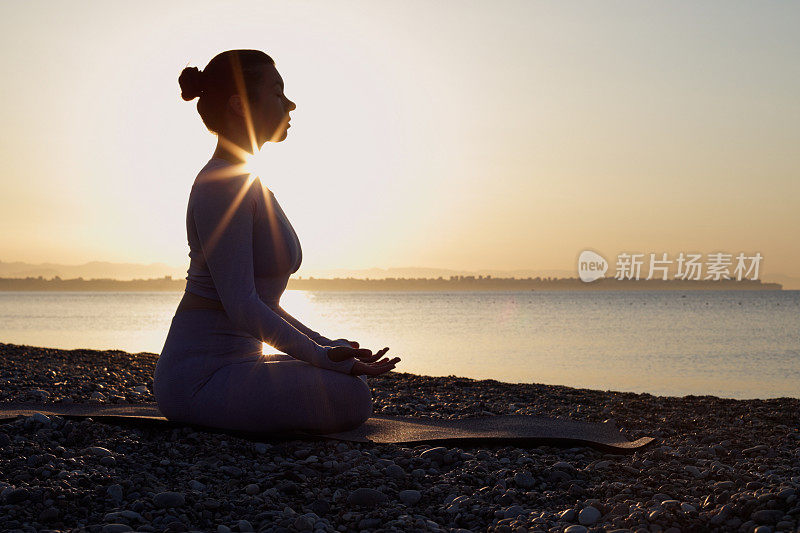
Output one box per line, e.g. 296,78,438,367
1,290,798,400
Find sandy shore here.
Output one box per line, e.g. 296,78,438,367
0,342,798,533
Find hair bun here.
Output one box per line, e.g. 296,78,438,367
179,66,205,101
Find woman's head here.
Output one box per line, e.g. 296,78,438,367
179,49,296,147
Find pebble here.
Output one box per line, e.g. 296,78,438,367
503,504,527,519
87,446,113,457
752,509,784,524
399,489,422,505
514,471,536,489
1,341,798,533
153,491,186,508
420,446,448,462
107,484,124,501
385,464,405,478
684,465,702,477
346,487,387,506
559,509,576,522
578,506,601,525
32,412,51,425
101,525,133,533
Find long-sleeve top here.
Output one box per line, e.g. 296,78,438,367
183,157,356,374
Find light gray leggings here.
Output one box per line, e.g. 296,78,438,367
153,308,372,434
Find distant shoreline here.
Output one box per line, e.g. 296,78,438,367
0,275,783,291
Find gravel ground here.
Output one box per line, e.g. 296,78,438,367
0,341,798,533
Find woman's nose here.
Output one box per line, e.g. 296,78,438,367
286,98,297,111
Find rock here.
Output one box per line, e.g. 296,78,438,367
386,464,405,478
237,519,253,531
743,445,769,454
107,484,124,501
548,469,573,483
153,491,185,508
752,509,783,525
203,498,220,509
559,509,576,522
399,489,422,505
347,487,387,506
578,506,601,526
685,465,702,478
514,471,536,489
503,505,526,519
110,510,144,522
565,526,588,533
293,514,314,531
188,480,205,491
310,499,330,516
32,412,51,426
38,507,59,521
420,446,448,462
217,526,231,533
244,484,260,495
4,488,30,504
358,518,382,529
220,465,243,477
714,480,736,491
101,525,133,533
29,389,51,400
87,446,113,457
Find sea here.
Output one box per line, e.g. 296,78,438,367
1,290,798,400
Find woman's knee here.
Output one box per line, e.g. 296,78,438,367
351,375,374,425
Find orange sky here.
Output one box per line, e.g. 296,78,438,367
1,1,798,278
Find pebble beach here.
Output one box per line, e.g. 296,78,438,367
0,341,798,533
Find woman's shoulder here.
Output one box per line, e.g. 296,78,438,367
190,160,262,210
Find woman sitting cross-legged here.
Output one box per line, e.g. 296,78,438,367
153,49,400,434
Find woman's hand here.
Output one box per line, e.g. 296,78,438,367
330,338,360,349
327,346,400,376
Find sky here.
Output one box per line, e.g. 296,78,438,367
1,0,798,279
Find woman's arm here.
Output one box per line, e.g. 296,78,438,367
269,305,351,347
192,175,355,374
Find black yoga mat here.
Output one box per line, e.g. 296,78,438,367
0,403,654,453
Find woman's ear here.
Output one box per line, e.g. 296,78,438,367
227,94,245,118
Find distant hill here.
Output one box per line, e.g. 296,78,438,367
0,260,186,281
0,275,783,292
297,266,577,280
0,261,571,282
1,260,796,289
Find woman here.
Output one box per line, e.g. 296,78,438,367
153,49,400,434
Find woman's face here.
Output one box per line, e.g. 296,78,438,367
252,63,296,146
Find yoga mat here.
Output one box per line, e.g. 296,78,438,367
0,403,655,453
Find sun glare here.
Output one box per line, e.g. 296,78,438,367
245,147,272,182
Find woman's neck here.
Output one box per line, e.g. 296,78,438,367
212,133,256,165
